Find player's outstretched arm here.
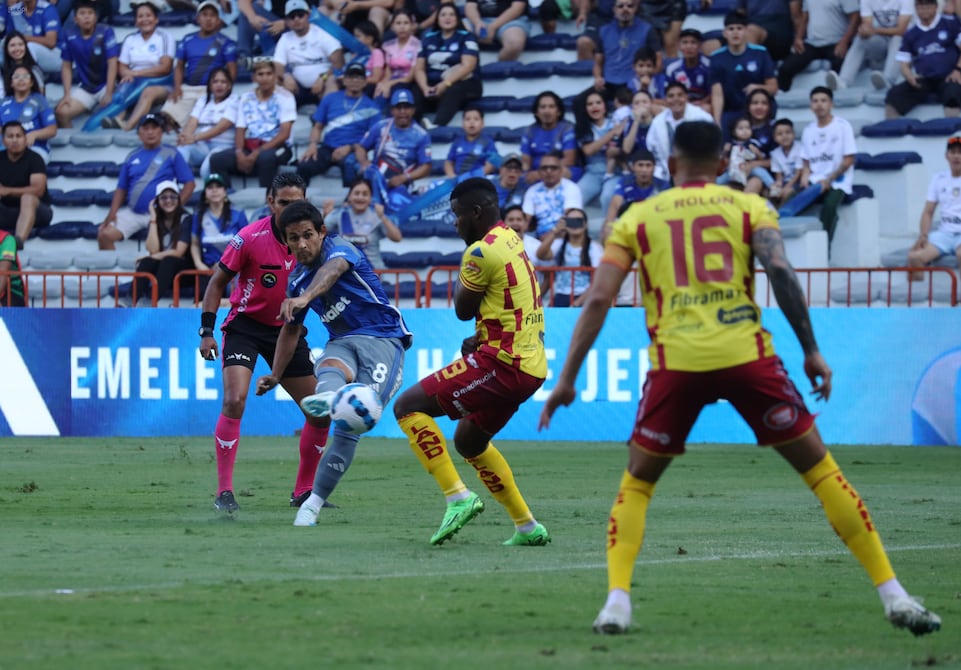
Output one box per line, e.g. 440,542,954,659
278,257,352,322
539,260,627,430
753,227,832,401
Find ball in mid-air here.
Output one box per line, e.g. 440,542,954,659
330,383,383,434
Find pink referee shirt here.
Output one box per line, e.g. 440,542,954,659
219,216,296,329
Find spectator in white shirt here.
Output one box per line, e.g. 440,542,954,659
826,0,913,91
645,81,712,182
769,118,804,206
177,67,239,180
908,135,961,279
521,151,584,238
273,0,344,106
798,86,856,245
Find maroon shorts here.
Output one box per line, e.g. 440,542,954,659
631,356,815,455
420,350,544,435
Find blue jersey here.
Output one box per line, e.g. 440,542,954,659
313,90,381,149
419,29,479,86
520,121,577,169
898,15,961,80
59,24,120,94
8,0,59,39
359,118,431,178
177,31,237,86
288,235,413,347
488,174,525,209
709,45,775,113
628,72,667,99
0,94,55,154
615,175,669,207
664,55,711,101
192,206,248,266
118,145,195,214
598,18,660,84
446,133,497,175
751,121,775,155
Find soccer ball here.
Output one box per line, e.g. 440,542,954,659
330,383,383,435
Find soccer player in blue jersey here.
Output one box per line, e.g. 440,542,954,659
54,0,119,128
256,199,413,527
444,106,498,180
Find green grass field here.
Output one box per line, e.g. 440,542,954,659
1,437,958,670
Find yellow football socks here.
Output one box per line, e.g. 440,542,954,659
466,443,533,527
607,470,656,593
802,452,896,586
398,413,467,498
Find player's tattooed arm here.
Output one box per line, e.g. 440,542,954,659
752,227,819,356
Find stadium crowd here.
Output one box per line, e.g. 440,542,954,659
1,0,960,308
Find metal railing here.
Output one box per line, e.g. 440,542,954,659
0,270,158,307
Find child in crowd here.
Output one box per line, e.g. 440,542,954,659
620,89,653,157
719,116,764,188
351,19,385,98
769,118,804,205
444,105,498,179
604,86,634,180
322,177,402,270
628,47,666,112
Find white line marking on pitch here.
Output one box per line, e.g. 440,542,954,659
2,542,957,600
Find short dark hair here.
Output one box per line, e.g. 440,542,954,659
614,86,633,105
679,27,702,41
809,85,833,100
773,118,794,131
629,147,655,163
2,120,25,135
674,121,723,163
723,10,748,27
665,80,688,96
729,115,751,133
269,172,307,197
633,46,657,64
462,104,484,118
539,150,564,164
451,176,498,207
502,204,524,219
532,90,566,122
279,199,324,231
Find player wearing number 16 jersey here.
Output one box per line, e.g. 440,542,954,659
540,121,941,637
393,177,551,547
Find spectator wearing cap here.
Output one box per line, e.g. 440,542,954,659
190,172,248,279
6,0,61,74
133,180,195,303
776,0,859,92
101,1,176,131
488,153,527,210
444,105,498,180
0,120,52,247
55,0,119,129
463,0,529,62
412,3,482,127
664,27,711,113
646,81,712,182
273,0,344,106
604,147,668,225
208,57,296,188
297,61,380,187
521,150,584,238
0,66,56,162
907,135,961,279
826,0,911,92
98,113,196,250
885,0,961,119
177,66,239,179
355,87,431,214
577,0,661,128
709,11,777,133
236,0,286,62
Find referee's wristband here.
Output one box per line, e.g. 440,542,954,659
201,311,216,331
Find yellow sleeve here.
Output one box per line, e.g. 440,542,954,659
752,195,781,232
459,242,492,293
607,209,642,262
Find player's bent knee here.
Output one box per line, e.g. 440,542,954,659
314,365,348,394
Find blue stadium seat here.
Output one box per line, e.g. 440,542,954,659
495,127,525,142
832,89,865,108
51,189,104,206
778,217,821,238
912,117,961,136
401,218,437,237
774,90,810,109
860,118,920,138
103,162,123,178
70,133,113,148
46,161,69,177
382,251,434,268
113,9,193,26
472,96,512,113
60,161,109,178
434,219,460,238
430,159,446,176
36,220,90,240
554,61,593,77
526,32,577,50
428,125,459,143
435,251,463,265
856,151,922,170
130,226,149,242
506,95,538,113
513,61,566,79
380,280,420,299
480,62,517,80
844,184,874,203
93,191,115,207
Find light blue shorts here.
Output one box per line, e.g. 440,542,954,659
928,228,961,255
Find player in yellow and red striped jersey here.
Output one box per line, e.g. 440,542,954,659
539,121,941,638
394,177,550,548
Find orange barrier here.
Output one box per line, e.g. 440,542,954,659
425,265,958,308
374,269,423,308
0,270,158,307
171,269,215,308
